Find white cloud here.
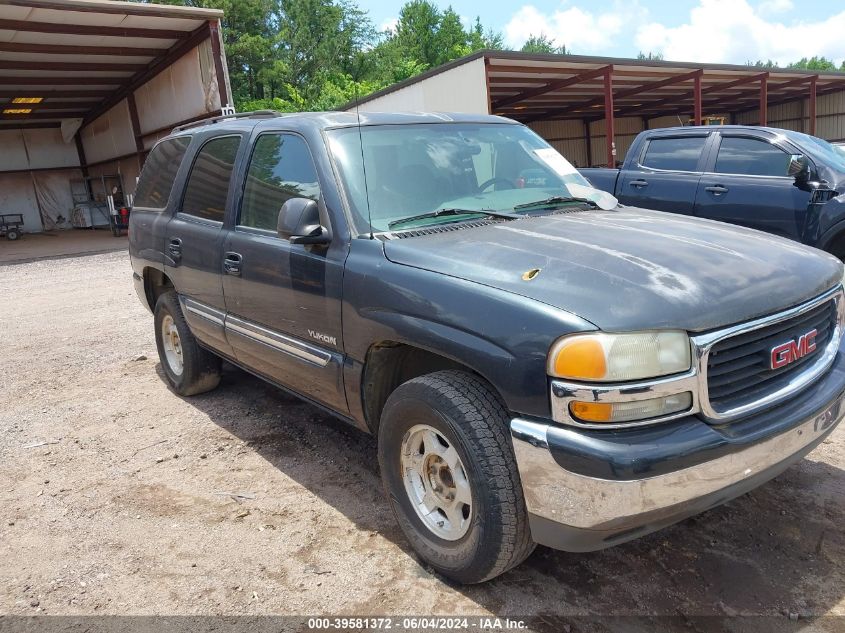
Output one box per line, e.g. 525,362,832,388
379,17,398,33
635,0,845,65
505,2,648,53
758,0,793,15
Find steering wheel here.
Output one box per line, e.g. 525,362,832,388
478,177,515,192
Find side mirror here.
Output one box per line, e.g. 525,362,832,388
788,154,810,183
277,198,330,245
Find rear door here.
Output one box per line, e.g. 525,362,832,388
617,133,712,214
221,131,347,412
165,134,243,357
129,136,191,272
694,132,811,240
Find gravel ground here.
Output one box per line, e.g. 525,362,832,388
1,251,844,629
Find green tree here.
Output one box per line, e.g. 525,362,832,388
520,34,568,55
789,56,838,71
637,51,664,61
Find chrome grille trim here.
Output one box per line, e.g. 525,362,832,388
691,285,845,422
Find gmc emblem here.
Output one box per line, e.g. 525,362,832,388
770,329,817,369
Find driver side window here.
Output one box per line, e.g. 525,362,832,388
239,133,321,232
715,136,790,177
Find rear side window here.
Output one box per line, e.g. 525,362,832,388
239,133,321,231
133,136,190,209
181,135,242,222
641,136,707,171
715,136,790,177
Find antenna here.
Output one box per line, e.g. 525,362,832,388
353,86,374,239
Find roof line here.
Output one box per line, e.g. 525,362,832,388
348,49,845,109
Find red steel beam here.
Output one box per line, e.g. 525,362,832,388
492,65,611,110
0,41,161,57
604,67,615,168
614,72,770,118
693,71,702,125
810,76,817,135
759,75,768,125
530,69,702,120
0,18,188,39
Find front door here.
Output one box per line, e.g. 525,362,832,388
165,134,243,357
694,133,812,240
221,131,347,412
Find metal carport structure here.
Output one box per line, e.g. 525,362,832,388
351,51,845,168
0,0,232,234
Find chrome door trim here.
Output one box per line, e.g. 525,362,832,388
225,314,331,367
181,296,225,326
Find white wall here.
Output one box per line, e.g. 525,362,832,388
354,57,489,114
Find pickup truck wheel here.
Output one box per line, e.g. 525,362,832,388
153,290,221,396
378,370,535,583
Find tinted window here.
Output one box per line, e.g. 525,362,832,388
715,136,790,177
133,136,190,209
240,134,321,231
181,136,241,222
641,137,707,171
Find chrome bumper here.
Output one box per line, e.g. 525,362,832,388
511,392,844,550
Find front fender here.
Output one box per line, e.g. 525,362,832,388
341,239,596,423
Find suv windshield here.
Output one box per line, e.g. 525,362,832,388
327,122,616,233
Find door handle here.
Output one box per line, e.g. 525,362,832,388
168,237,182,260
705,185,729,195
223,252,242,276
629,179,649,188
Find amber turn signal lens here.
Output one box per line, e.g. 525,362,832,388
569,401,612,422
552,338,607,379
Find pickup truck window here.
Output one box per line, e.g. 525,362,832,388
641,136,706,171
181,135,241,222
240,133,321,231
133,136,190,210
714,137,789,177
327,123,601,233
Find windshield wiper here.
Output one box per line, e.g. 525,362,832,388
513,196,599,211
388,208,519,229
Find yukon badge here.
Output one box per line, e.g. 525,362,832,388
770,329,817,370
308,329,337,346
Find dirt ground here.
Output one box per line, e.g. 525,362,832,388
1,251,844,629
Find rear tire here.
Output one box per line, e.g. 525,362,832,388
378,370,535,584
6,229,19,241
154,290,221,396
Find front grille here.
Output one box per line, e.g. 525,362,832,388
707,298,838,412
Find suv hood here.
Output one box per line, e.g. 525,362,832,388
383,208,843,332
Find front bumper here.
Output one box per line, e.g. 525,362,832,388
511,347,845,552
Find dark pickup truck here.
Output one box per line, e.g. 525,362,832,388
580,125,845,257
130,111,845,584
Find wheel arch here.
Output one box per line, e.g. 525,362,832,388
360,340,506,435
142,266,174,312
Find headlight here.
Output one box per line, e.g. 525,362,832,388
548,331,691,382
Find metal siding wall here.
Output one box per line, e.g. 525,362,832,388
527,120,588,167
588,117,644,166
134,40,220,136
80,99,135,167
354,58,489,114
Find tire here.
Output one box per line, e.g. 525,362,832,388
153,290,221,396
6,229,19,241
378,370,535,584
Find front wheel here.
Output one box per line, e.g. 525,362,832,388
378,370,535,584
154,290,221,396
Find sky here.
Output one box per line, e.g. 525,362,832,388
365,0,845,66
